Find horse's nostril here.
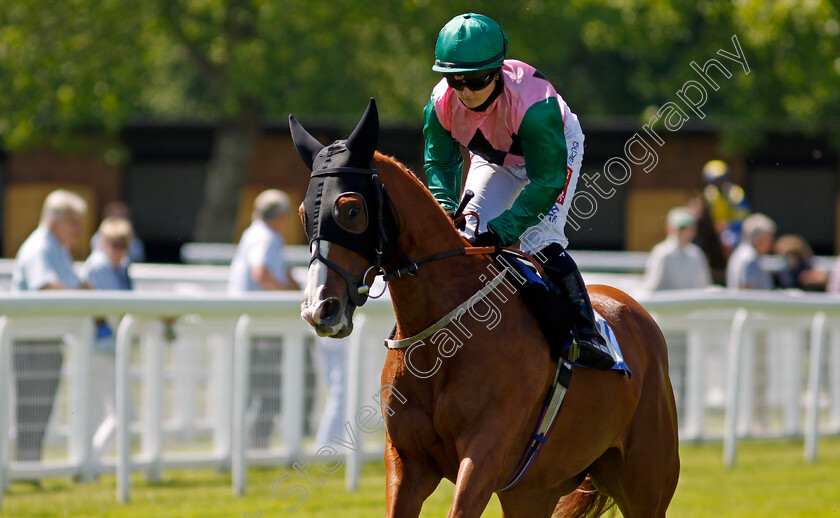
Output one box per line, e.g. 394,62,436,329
318,298,342,323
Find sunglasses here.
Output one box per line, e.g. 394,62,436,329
107,240,129,250
445,71,497,91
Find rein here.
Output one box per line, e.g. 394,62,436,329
378,211,544,285
384,268,508,349
379,243,544,284
380,245,495,281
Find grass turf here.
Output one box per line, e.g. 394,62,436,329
2,437,839,517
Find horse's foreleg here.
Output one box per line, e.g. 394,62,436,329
385,439,440,518
447,439,507,518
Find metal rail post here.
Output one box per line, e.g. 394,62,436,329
116,315,138,503
724,309,749,468
232,315,251,496
805,312,826,462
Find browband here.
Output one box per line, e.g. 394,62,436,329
311,167,376,177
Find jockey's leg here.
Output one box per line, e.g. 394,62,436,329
515,134,610,368
461,150,611,368
536,243,614,369
460,156,527,241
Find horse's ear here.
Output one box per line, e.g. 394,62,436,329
289,114,324,171
346,98,379,168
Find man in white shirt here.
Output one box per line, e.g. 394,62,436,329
229,190,299,448
643,206,713,428
13,190,87,291
727,213,776,290
11,189,88,462
228,189,298,293
644,207,712,292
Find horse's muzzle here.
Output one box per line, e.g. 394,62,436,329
301,296,352,338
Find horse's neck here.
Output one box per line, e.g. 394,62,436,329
375,156,493,338
385,193,489,337
388,251,490,338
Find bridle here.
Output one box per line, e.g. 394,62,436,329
305,165,539,308
304,166,400,306
295,98,519,310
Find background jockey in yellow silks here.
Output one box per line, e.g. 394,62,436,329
702,159,750,254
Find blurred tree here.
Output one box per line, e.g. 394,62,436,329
540,0,840,151
0,0,439,241
1,0,838,242
0,0,147,148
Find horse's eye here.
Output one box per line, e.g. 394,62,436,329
333,194,367,234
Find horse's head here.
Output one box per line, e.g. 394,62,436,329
290,99,399,337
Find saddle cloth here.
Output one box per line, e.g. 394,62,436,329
590,309,631,375
496,250,630,375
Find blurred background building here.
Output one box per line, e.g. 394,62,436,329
1,123,836,262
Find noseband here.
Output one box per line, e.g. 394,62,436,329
304,166,399,306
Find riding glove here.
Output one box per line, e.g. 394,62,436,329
471,229,504,249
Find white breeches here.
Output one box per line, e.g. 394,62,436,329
460,135,584,255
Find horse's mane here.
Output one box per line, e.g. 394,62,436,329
373,151,436,200
372,151,467,246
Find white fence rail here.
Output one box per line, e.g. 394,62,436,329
0,292,396,508
0,288,838,509
645,289,840,465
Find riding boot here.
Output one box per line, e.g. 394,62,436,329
554,270,615,370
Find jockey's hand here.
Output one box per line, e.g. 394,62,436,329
471,229,504,249
445,209,466,231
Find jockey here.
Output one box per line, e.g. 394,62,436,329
423,13,613,369
702,159,750,253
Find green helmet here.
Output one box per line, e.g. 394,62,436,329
432,13,508,73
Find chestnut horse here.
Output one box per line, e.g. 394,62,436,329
292,99,679,518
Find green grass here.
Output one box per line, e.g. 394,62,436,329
2,437,840,517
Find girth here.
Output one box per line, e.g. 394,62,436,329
497,357,573,492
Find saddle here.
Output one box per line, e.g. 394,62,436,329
492,251,578,362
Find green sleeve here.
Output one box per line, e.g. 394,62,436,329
423,97,463,211
487,98,568,245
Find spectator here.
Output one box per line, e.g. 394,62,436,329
643,207,712,292
688,194,728,285
228,189,299,449
702,160,750,255
773,234,827,291
11,189,88,462
228,189,298,293
83,217,134,290
81,216,135,470
90,201,146,263
726,213,776,290
643,206,712,426
726,213,776,431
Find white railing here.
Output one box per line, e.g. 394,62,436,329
0,288,838,509
0,291,396,509
644,288,840,466
4,249,836,289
